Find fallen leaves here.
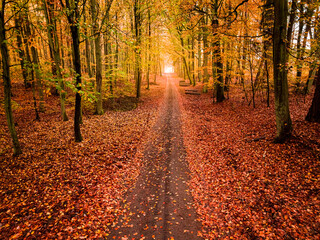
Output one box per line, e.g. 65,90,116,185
0,79,165,239
179,82,320,239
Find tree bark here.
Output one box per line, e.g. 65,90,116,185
286,0,297,48
306,67,320,122
84,10,93,81
14,17,30,89
197,33,202,82
146,8,151,90
134,0,142,98
43,0,68,120
66,0,83,142
0,7,22,155
202,15,209,93
273,0,292,142
24,13,45,112
212,19,225,103
90,0,103,115
191,35,195,86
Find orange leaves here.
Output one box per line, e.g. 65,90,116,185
0,76,167,239
179,77,320,239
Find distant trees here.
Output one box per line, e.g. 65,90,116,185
43,0,68,121
1,0,166,153
168,0,319,142
1,0,320,154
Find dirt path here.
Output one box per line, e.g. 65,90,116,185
109,75,202,239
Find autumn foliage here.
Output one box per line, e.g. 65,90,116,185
0,0,320,239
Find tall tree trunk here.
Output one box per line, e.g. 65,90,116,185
30,42,45,113
90,0,103,115
202,15,209,92
261,0,273,107
296,2,314,88
179,35,192,83
114,12,119,87
71,24,82,142
286,0,297,48
14,17,30,89
60,21,65,68
191,35,195,86
197,33,202,82
294,4,305,89
134,0,142,98
66,0,83,142
104,11,113,96
0,8,22,155
212,20,224,103
43,0,68,121
146,8,151,90
84,10,93,81
24,13,45,112
273,0,292,142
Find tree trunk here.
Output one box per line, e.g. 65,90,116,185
286,0,297,48
261,0,273,107
0,9,22,155
197,33,202,82
84,10,93,81
304,63,317,94
273,0,292,142
105,30,113,95
179,35,192,83
43,0,68,121
114,12,119,88
70,23,83,142
66,0,83,142
146,8,151,90
134,0,142,98
191,36,195,86
60,21,65,68
202,15,209,93
14,17,30,89
296,2,314,88
212,19,225,103
306,67,320,122
294,4,305,89
90,0,103,115
23,13,45,112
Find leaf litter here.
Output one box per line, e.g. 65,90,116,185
178,80,320,239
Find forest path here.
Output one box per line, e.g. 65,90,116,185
109,74,202,239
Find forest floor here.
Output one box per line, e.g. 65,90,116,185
178,76,320,239
0,74,320,239
0,77,166,239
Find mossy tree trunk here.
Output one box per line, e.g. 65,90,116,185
273,0,292,143
0,4,22,155
211,0,224,103
90,0,104,115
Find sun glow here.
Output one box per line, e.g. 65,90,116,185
164,66,174,73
